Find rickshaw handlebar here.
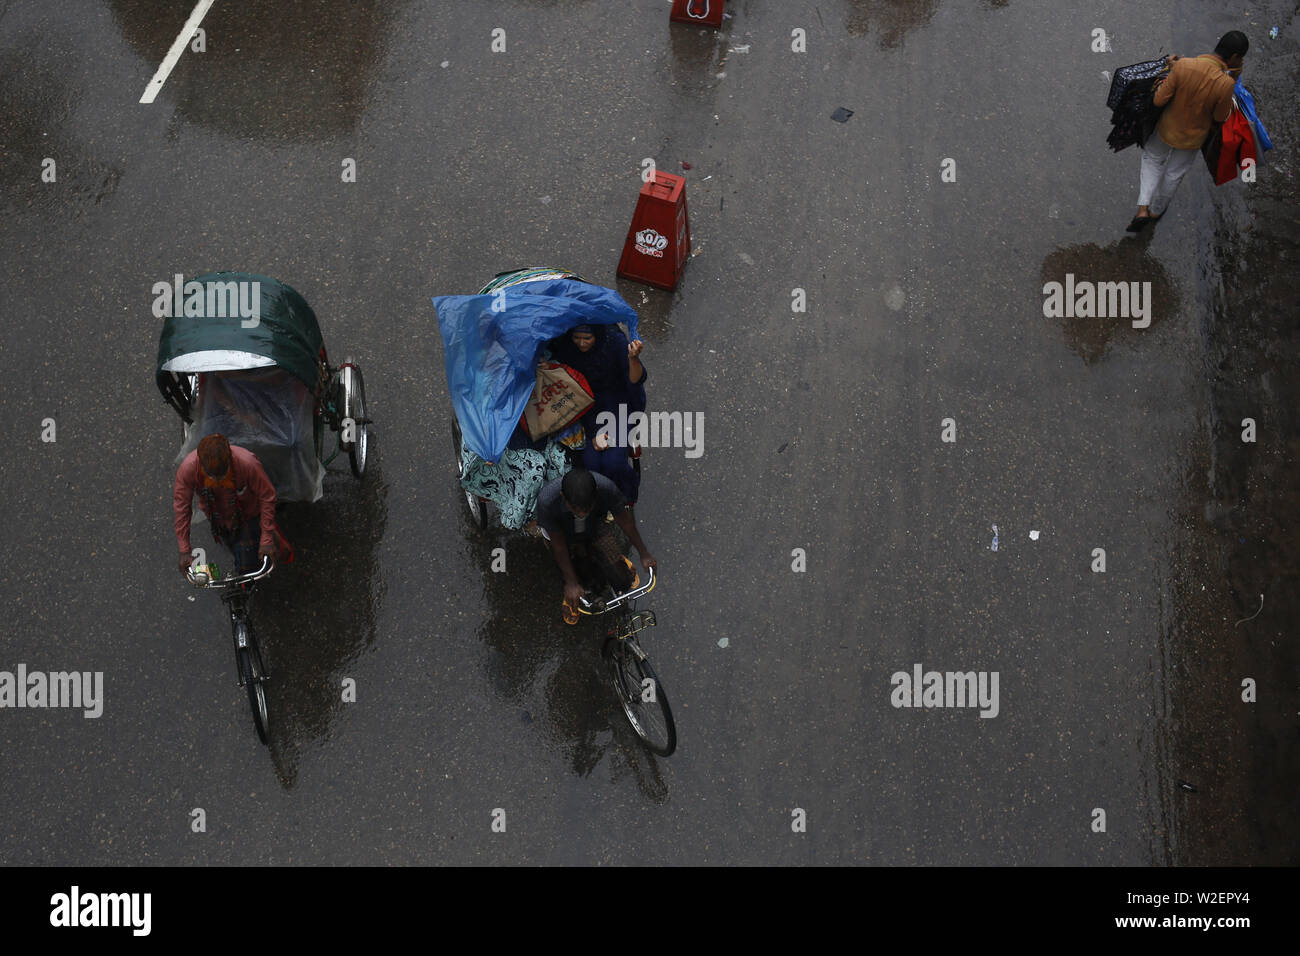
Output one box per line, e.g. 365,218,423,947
578,566,656,615
187,556,274,588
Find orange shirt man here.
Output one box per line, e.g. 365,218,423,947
1128,31,1247,232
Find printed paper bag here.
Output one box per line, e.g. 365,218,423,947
523,362,594,439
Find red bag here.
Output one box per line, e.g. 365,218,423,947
522,362,594,439
1204,106,1257,186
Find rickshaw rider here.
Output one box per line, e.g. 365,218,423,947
174,434,290,576
535,467,657,625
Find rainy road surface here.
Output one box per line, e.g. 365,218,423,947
1,0,1297,865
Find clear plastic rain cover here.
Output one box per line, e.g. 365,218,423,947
175,367,324,502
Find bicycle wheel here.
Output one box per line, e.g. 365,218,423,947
341,359,369,478
236,626,270,746
450,415,487,530
604,637,676,756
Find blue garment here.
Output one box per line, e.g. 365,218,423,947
550,325,633,400
580,443,640,503
550,325,648,416
1234,80,1274,155
432,279,638,462
550,324,647,502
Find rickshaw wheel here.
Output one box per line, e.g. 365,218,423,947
450,415,488,530
341,358,368,478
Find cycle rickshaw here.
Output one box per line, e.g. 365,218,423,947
156,271,371,744
433,268,677,756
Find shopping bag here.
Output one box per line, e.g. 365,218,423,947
1201,122,1224,182
522,362,594,439
1203,103,1257,186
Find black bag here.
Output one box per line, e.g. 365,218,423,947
1107,57,1169,110
1201,122,1224,179
1107,75,1167,152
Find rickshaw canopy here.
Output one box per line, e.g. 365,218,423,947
432,278,639,463
155,272,323,395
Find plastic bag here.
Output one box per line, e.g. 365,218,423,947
176,367,324,502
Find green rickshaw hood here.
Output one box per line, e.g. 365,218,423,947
154,272,323,392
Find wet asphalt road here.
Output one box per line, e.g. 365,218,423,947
1,0,1296,865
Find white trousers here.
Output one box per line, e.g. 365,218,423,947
1138,132,1199,215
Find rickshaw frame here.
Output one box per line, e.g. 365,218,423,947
439,267,676,756
157,271,373,746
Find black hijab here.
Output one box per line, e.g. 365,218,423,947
549,324,630,398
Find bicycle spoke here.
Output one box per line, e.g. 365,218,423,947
609,641,673,754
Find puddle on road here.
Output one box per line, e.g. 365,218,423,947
0,48,123,220
107,0,399,143
1039,241,1178,364
843,0,1010,48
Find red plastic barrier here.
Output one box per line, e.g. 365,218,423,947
670,0,725,28
616,171,691,291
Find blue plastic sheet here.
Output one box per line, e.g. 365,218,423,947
1234,81,1274,155
432,279,638,462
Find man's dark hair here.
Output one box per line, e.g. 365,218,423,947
1215,31,1249,59
561,468,597,512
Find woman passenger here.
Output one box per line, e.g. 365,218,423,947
549,323,646,504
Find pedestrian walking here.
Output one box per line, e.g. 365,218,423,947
1127,31,1248,232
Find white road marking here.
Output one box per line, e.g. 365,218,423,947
139,0,217,104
